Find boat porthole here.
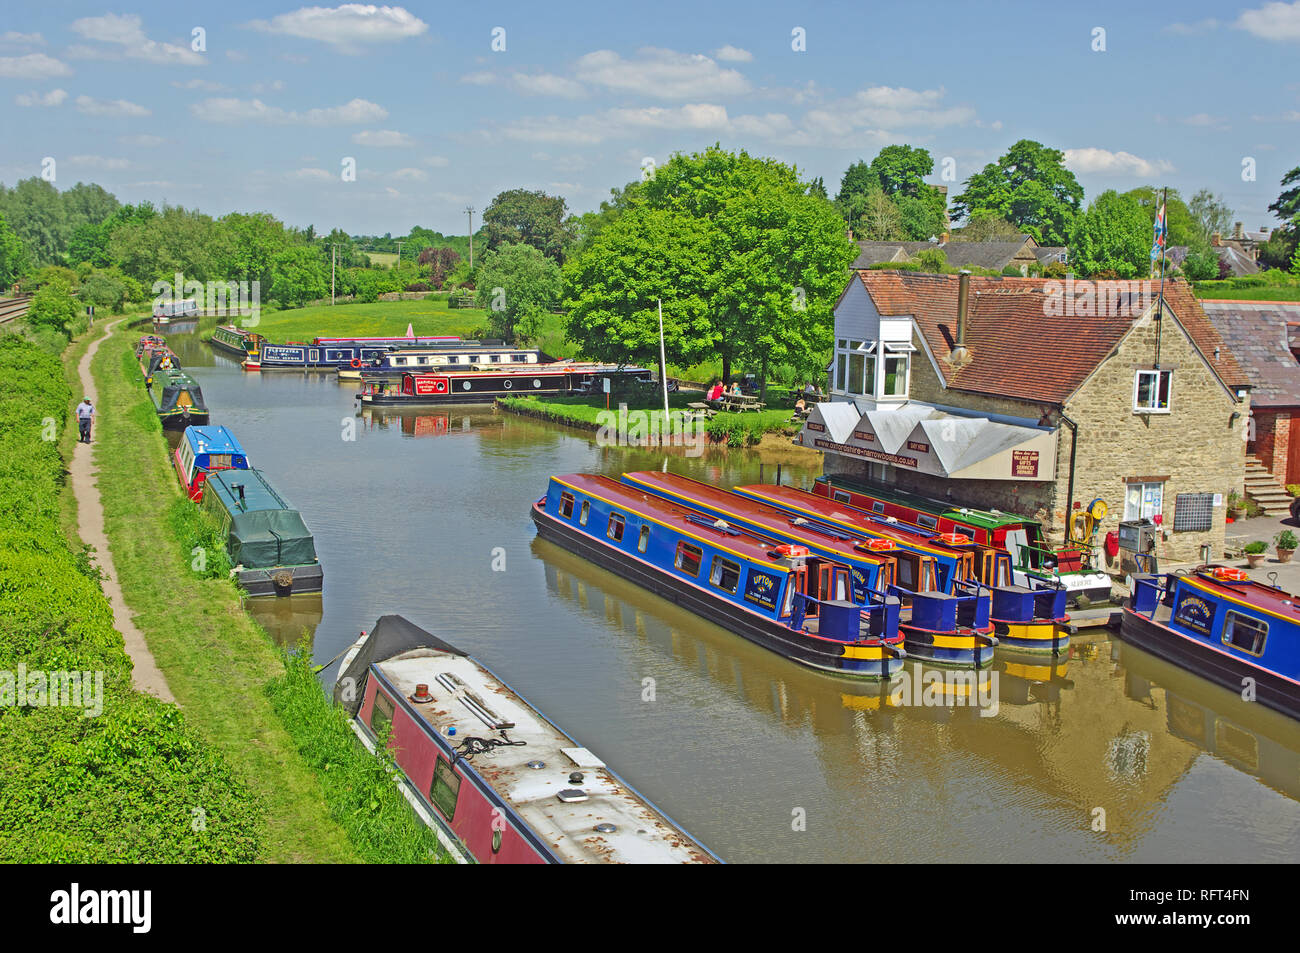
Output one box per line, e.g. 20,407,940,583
491,829,502,853
533,379,541,388
504,379,512,390
462,380,471,390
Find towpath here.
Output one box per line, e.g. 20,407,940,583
70,320,175,702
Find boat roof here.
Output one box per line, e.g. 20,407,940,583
735,484,966,560
358,617,715,863
622,471,892,568
181,425,247,457
205,468,294,514
1180,568,1300,622
818,474,1036,530
552,474,793,569
314,335,462,345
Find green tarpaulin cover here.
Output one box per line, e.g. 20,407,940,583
202,469,318,569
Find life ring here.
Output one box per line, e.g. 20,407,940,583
1212,566,1248,582
937,532,972,546
774,544,810,558
863,538,894,551
351,359,362,369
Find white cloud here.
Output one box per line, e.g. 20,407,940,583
499,103,731,145
289,167,334,181
69,13,205,66
573,48,751,98
226,50,249,61
172,78,228,91
351,129,413,147
422,155,449,167
0,53,71,78
68,155,130,170
1236,1,1300,40
849,85,976,128
248,4,428,53
459,70,584,98
0,31,45,47
713,45,752,62
14,88,67,107
390,167,426,181
120,133,166,147
1063,147,1175,177
1164,17,1219,35
191,97,387,125
76,95,151,118
1180,112,1229,128
249,80,286,94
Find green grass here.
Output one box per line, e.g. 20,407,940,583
1193,284,1300,302
90,331,361,863
364,252,399,268
245,296,489,342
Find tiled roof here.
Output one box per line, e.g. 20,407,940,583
940,240,1033,271
1033,246,1068,264
1202,301,1300,408
854,271,1250,404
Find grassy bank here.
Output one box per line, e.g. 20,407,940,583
90,331,359,863
0,335,262,862
498,393,800,448
1194,270,1300,301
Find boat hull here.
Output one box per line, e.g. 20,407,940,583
159,410,210,431
1119,604,1300,720
235,563,323,598
900,624,998,668
532,502,904,679
991,618,1073,656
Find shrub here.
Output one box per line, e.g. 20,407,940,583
1244,540,1267,554
1275,529,1298,550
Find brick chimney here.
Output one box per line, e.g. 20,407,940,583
1233,221,1244,239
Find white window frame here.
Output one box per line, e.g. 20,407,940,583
1133,369,1172,414
1123,482,1163,522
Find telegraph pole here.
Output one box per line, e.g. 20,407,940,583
326,243,339,305
395,240,404,265
466,206,476,269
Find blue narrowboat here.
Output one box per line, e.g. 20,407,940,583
736,483,1071,661
629,473,1006,668
532,474,906,679
173,425,251,502
255,335,463,370
1123,567,1300,720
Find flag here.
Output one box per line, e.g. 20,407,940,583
1150,201,1167,274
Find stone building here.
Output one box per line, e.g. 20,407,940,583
799,271,1252,566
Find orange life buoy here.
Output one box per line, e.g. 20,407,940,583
351,359,362,369
1212,566,1249,582
937,532,972,546
774,544,810,558
863,538,894,551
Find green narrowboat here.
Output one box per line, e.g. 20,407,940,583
200,469,323,597
147,366,210,430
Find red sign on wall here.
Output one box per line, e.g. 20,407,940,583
907,440,930,453
1011,450,1039,477
853,431,875,442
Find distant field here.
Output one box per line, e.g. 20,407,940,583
1194,286,1300,302
363,251,399,268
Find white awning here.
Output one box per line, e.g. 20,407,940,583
799,400,1057,481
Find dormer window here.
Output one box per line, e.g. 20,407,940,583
881,343,913,399
1134,369,1172,413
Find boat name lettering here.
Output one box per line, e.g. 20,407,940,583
743,571,779,611
1172,593,1215,636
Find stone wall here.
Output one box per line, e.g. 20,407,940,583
1251,410,1292,484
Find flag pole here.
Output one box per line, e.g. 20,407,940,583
657,299,670,420
1154,187,1168,368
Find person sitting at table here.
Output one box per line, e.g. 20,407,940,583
729,381,742,398
792,396,807,420
706,380,724,402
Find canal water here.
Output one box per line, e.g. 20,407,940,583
166,326,1300,864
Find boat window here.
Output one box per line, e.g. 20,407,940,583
637,524,650,553
579,500,590,526
709,556,741,594
833,491,851,503
447,356,458,364
1222,611,1267,656
559,491,575,518
779,576,796,617
430,757,461,821
607,511,625,541
491,355,501,363
917,514,938,530
209,453,232,469
872,501,884,514
896,555,916,590
370,691,394,736
675,542,703,577
395,357,406,365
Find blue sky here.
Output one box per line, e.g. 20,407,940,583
2,1,1297,238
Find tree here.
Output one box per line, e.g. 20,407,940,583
474,243,562,343
0,178,68,267
856,188,906,240
80,272,126,312
950,140,1083,245
870,144,934,197
1188,189,1234,242
835,160,881,225
0,214,30,291
952,213,1024,242
1123,186,1198,247
417,247,460,289
108,205,234,285
915,248,947,273
26,278,78,335
1268,166,1300,223
565,145,856,387
268,246,328,308
807,176,828,200
482,189,574,263
570,182,641,256
1182,244,1220,281
219,212,294,289
1067,190,1150,278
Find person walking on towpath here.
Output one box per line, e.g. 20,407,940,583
76,397,94,443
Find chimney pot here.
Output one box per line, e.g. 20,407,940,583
952,271,971,364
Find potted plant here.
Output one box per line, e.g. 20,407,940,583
1226,490,1246,521
1275,529,1298,563
1244,540,1268,568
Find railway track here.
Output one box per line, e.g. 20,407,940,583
0,294,33,325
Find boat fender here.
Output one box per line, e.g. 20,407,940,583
351,358,362,369
937,532,971,546
1211,566,1248,582
774,544,810,558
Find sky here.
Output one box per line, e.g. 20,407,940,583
1,1,1297,238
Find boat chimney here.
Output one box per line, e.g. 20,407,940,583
950,271,971,365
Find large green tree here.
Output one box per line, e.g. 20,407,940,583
108,205,235,285
951,140,1083,245
0,214,30,291
482,189,574,263
0,178,68,268
564,145,856,387
1067,190,1150,278
219,212,295,289
268,246,328,308
1188,189,1234,242
1268,166,1300,223
474,243,563,343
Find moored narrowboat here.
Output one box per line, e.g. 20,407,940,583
1122,567,1300,720
532,474,906,679
629,473,1001,668
255,334,463,370
200,468,322,596
334,615,719,864
208,325,266,367
337,342,552,381
173,425,251,501
148,367,209,430
360,364,653,407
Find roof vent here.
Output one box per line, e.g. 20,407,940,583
593,823,617,834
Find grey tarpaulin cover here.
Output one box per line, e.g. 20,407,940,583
334,615,466,716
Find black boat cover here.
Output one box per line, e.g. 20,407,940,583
334,614,466,716
157,376,207,415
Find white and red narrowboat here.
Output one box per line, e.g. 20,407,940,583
173,425,251,502
358,363,653,406
334,615,719,864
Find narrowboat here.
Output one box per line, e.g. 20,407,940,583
532,474,907,679
337,342,551,381
173,425,251,502
360,364,652,407
255,334,463,370
148,367,209,430
814,475,1113,605
628,472,1003,668
200,468,322,596
334,615,719,864
1122,567,1300,720
208,325,267,368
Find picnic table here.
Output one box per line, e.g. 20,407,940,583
717,393,765,413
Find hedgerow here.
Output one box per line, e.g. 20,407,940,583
0,335,262,862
